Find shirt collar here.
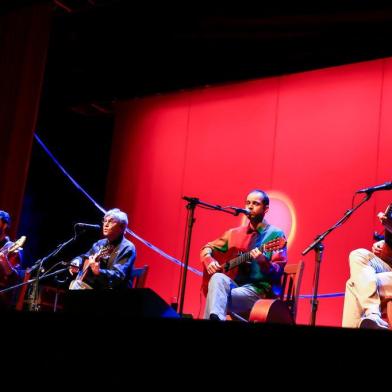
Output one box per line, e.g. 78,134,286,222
106,234,123,247
246,220,269,234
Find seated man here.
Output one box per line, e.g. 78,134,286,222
201,189,287,321
0,210,23,308
68,208,136,290
342,207,392,329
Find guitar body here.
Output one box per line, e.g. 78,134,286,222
69,245,113,290
201,248,238,296
69,257,96,290
249,298,294,324
201,236,286,296
69,280,93,290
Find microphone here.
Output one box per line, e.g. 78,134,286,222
356,181,392,194
182,196,199,203
74,223,101,230
60,259,80,267
227,206,251,217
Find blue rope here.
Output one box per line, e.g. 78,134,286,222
299,292,344,299
34,134,106,214
34,133,202,277
125,228,202,276
34,133,347,295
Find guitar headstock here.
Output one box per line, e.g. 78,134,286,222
263,237,286,252
8,236,26,255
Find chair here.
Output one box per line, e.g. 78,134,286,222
15,269,66,312
248,260,305,324
36,285,65,312
131,264,149,288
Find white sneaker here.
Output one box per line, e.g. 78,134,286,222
359,313,389,330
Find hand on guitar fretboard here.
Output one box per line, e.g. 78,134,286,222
201,236,287,296
379,211,392,234
378,204,392,248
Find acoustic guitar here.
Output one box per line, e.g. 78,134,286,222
379,203,392,247
247,296,295,324
240,261,304,325
69,244,114,290
0,236,26,276
201,236,286,296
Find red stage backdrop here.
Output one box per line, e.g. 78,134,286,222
106,58,392,327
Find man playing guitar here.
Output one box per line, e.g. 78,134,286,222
0,210,23,308
201,189,287,321
68,208,136,290
342,203,392,329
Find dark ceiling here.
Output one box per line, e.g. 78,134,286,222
8,0,392,263
12,1,392,115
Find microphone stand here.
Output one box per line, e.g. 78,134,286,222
178,196,240,317
24,234,78,311
0,266,69,311
302,192,372,326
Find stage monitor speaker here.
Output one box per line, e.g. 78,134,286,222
63,288,180,318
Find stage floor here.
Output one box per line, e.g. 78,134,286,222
1,309,390,385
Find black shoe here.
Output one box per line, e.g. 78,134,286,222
209,313,221,321
359,316,389,330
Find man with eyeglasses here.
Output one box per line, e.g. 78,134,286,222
68,208,136,290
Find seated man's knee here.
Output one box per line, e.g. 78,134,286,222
209,272,226,283
208,272,227,288
349,248,372,267
376,272,392,297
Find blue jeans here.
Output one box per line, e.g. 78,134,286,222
204,273,262,320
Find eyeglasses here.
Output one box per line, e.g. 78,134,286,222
102,218,118,225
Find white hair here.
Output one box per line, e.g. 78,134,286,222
104,208,128,227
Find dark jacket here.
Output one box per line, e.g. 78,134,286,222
74,236,136,289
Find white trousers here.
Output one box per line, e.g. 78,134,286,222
342,248,392,328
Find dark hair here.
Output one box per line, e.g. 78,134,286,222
0,210,11,226
248,189,269,206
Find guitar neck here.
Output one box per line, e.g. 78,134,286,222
224,243,268,272
78,265,90,281
0,243,9,257
0,246,12,258
0,236,26,257
385,229,392,248
381,204,392,247
75,246,112,282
